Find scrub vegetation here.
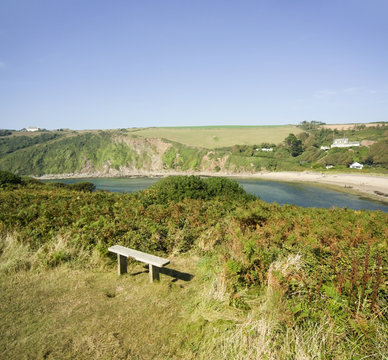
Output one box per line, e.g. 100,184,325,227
0,173,387,359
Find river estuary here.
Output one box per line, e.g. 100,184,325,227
43,177,388,212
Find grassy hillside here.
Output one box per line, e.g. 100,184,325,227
0,123,387,176
0,176,387,359
132,125,302,149
0,128,304,176
0,131,159,176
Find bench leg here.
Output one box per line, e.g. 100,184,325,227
149,264,160,283
118,254,127,275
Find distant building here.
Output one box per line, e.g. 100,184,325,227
331,138,360,148
349,162,363,170
320,146,330,151
261,148,273,152
27,126,39,132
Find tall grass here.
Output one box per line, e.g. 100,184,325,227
181,254,388,359
0,233,105,274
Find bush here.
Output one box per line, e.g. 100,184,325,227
68,182,96,192
0,170,22,187
204,177,252,200
45,181,96,192
147,176,256,203
0,130,12,137
148,176,208,203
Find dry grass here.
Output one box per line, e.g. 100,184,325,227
131,126,302,149
0,234,102,274
322,123,381,130
1,243,386,359
0,254,199,360
182,254,388,360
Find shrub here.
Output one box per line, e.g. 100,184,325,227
0,170,22,187
147,176,256,203
148,176,207,203
68,182,96,192
0,130,12,137
204,177,250,199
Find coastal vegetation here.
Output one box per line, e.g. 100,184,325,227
0,123,387,177
0,173,387,358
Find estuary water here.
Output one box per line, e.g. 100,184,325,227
44,177,388,212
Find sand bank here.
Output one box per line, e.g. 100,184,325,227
241,171,388,203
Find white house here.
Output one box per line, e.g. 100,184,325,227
331,138,360,148
27,126,39,132
349,162,363,170
261,148,273,152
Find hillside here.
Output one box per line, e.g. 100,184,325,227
0,123,387,177
131,125,302,149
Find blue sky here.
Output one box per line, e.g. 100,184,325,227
1,0,387,130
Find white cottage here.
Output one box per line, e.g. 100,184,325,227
349,162,363,170
331,138,360,148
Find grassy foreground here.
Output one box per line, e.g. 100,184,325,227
1,176,387,359
1,252,387,359
0,255,198,359
3,252,387,360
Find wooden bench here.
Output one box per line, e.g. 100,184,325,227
108,245,170,283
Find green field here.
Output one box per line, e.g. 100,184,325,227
131,125,303,149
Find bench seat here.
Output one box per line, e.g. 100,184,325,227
108,245,170,282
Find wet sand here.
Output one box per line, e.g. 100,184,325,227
242,171,388,203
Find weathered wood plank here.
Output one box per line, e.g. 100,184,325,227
108,245,170,267
149,264,160,283
118,254,127,275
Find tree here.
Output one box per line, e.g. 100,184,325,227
0,130,12,137
368,140,388,167
284,133,303,157
298,120,326,131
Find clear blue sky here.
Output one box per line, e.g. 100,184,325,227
1,0,387,130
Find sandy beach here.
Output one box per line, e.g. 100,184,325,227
38,170,388,203
243,171,388,203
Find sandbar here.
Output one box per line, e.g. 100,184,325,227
239,171,388,203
